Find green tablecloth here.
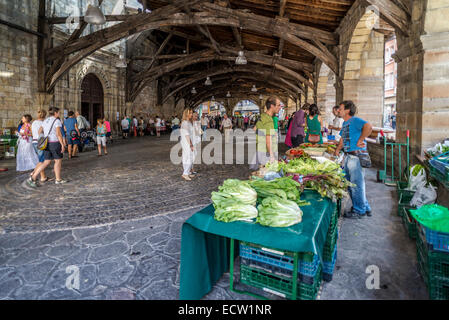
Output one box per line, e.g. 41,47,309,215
179,190,335,300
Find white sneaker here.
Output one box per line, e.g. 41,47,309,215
55,179,68,184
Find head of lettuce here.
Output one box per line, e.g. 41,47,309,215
257,196,303,227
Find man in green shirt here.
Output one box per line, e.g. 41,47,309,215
250,96,281,170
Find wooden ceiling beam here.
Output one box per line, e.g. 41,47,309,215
365,0,410,36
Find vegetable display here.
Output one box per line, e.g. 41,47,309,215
214,200,259,223
257,197,303,227
265,158,354,201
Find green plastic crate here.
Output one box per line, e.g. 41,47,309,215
417,233,449,280
402,207,417,239
398,192,415,217
240,263,321,300
396,181,415,200
417,245,449,300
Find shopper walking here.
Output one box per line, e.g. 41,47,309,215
172,115,180,131
17,114,39,172
104,118,113,143
96,119,108,156
31,110,48,181
200,114,209,141
121,116,129,139
155,115,161,137
180,109,195,181
191,112,202,174
27,107,67,187
75,110,89,133
220,114,233,143
334,100,373,218
305,104,323,144
290,109,306,148
64,111,80,159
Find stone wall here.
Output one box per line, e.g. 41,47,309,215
0,0,39,129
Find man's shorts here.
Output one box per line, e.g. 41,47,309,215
106,132,112,138
122,128,129,133
44,142,63,160
68,131,80,145
97,136,107,146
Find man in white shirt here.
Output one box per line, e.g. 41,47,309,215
200,114,209,140
75,110,89,131
220,114,233,143
121,116,130,139
328,106,344,142
27,107,67,187
171,115,180,131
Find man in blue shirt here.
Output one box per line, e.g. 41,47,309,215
334,100,373,219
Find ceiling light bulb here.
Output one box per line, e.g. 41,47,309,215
259,94,263,100
226,91,231,98
85,4,106,25
251,85,257,92
191,87,197,94
205,76,212,86
235,51,247,65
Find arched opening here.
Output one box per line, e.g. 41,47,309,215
195,100,226,117
233,100,260,116
81,73,104,127
342,11,387,128
316,63,336,125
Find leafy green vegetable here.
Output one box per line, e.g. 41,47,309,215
214,200,259,223
411,164,425,177
248,177,302,203
212,179,257,207
212,179,258,223
256,197,303,227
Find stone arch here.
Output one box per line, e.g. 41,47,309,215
75,62,115,123
342,11,386,127
316,63,336,125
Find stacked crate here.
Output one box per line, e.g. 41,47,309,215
416,222,449,300
239,201,340,299
239,241,322,300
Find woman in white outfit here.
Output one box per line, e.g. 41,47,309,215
191,112,202,175
180,109,195,181
16,114,39,172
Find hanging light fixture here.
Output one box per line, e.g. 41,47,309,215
226,91,231,98
251,85,257,92
191,87,197,94
205,76,212,86
235,51,247,65
259,94,263,100
211,95,215,101
84,1,106,25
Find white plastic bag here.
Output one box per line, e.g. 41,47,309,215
410,184,437,208
408,165,427,191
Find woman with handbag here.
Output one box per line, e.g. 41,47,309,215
16,114,39,172
305,104,323,145
27,107,67,187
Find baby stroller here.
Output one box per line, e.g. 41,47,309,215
79,130,96,152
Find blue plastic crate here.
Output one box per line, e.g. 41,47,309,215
417,223,449,254
239,243,320,278
323,245,337,275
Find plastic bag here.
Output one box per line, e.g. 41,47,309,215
410,184,437,208
410,204,449,234
408,165,427,191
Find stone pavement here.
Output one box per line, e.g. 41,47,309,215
0,135,427,299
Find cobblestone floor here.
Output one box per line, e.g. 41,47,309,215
0,135,427,299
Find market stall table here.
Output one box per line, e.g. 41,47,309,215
179,190,336,300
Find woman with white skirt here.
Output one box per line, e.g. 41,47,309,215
16,114,39,172
180,109,195,181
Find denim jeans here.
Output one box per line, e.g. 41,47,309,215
201,125,207,140
344,154,371,214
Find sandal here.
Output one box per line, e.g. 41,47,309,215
40,177,54,183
